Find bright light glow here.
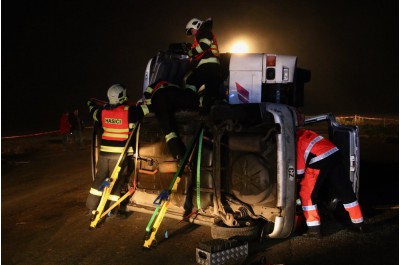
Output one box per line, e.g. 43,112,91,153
230,41,249,53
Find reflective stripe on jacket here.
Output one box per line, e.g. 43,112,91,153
101,105,130,141
296,129,338,175
100,105,134,154
190,33,220,67
144,81,179,105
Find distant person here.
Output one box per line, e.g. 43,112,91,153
59,110,71,150
184,17,223,109
86,84,149,217
69,108,84,148
296,128,364,237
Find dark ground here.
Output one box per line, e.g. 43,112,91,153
1,131,399,265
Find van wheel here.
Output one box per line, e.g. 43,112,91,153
211,220,260,241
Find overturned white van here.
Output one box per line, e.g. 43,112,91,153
95,43,360,242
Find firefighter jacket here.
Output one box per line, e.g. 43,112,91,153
296,129,339,176
188,19,220,68
88,101,148,154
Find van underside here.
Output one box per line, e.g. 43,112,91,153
127,102,297,239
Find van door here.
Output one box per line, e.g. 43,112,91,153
304,114,360,197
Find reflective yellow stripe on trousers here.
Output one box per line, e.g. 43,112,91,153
90,188,103,197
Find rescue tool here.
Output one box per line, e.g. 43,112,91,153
100,187,134,219
143,127,203,248
89,122,139,229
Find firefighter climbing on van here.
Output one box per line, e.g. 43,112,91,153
185,17,223,109
86,84,150,218
143,80,199,160
296,128,365,237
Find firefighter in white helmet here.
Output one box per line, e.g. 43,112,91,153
86,84,150,218
185,18,203,35
184,17,223,109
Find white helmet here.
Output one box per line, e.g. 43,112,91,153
185,18,203,35
107,84,127,105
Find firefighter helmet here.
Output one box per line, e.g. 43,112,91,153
107,84,127,105
185,18,203,35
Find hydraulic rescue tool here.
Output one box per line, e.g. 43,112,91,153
100,187,134,219
143,127,203,248
89,122,139,229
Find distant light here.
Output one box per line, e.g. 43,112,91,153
230,41,249,53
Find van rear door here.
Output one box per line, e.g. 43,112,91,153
304,114,360,197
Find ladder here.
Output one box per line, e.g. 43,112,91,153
143,127,203,248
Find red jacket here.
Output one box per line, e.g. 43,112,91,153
59,114,71,134
101,105,130,141
296,129,338,175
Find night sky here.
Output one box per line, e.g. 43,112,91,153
1,0,399,135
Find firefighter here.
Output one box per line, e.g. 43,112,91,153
86,84,150,216
296,128,365,237
185,17,223,109
143,80,199,160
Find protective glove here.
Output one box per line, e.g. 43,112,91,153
136,98,143,106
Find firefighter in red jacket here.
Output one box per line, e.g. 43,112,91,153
296,128,364,237
144,80,199,160
185,17,223,109
86,84,150,215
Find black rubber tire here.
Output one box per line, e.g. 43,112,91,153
211,220,260,241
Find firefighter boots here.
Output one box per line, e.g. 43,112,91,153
302,225,322,238
350,222,366,233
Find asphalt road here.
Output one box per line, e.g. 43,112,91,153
1,133,398,265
